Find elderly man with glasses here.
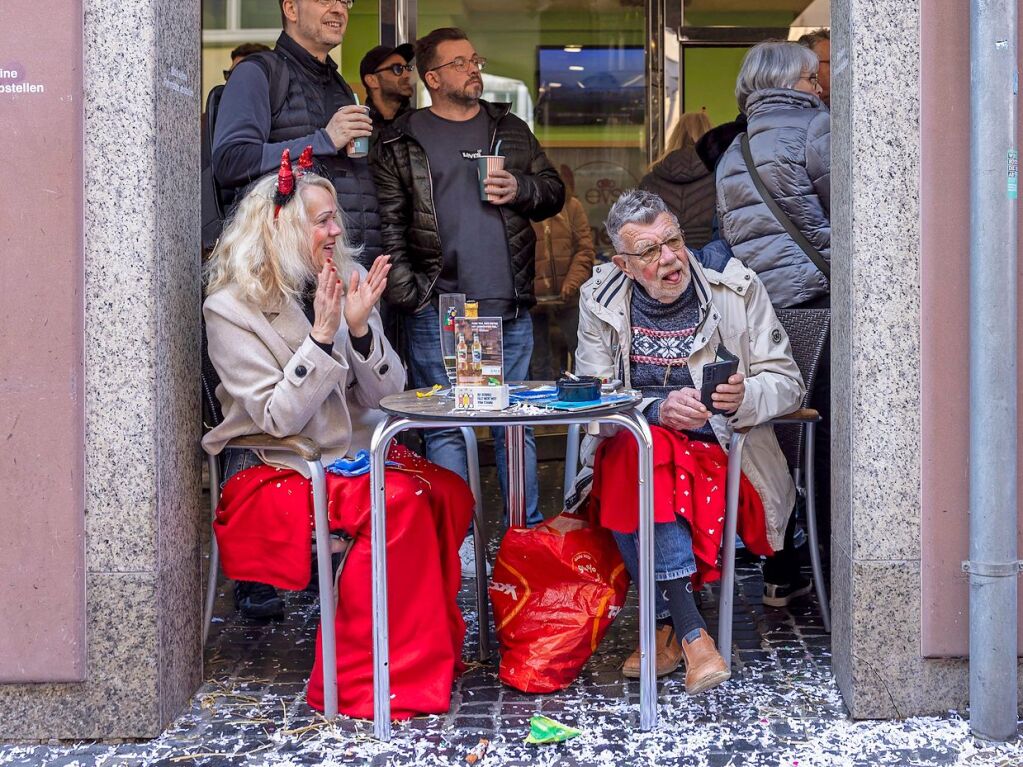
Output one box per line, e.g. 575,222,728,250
574,189,804,694
371,27,565,574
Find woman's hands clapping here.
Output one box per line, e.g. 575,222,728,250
342,255,391,338
310,258,343,345
310,255,392,344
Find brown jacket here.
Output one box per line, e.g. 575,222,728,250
202,279,404,476
531,196,595,302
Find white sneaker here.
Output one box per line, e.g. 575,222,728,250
459,535,492,579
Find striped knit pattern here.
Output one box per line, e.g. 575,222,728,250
630,280,714,440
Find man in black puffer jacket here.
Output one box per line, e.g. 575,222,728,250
372,27,564,561
213,0,381,266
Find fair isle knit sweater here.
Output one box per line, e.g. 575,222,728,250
630,280,715,440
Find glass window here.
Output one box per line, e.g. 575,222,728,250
239,0,281,29
414,3,643,382
203,0,228,29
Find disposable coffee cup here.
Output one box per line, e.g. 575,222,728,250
347,105,371,158
477,155,505,202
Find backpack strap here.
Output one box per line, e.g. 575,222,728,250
245,49,291,121
739,133,830,280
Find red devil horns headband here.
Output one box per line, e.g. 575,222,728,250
273,145,315,220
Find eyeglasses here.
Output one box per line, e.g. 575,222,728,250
374,62,415,76
620,232,686,265
428,55,487,74
800,72,820,87
312,0,354,9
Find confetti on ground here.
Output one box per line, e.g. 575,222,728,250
3,464,1022,767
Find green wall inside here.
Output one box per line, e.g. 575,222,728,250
683,47,750,127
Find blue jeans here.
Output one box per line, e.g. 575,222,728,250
403,304,541,526
613,520,697,620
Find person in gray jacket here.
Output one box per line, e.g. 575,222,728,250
715,40,830,310
716,40,831,607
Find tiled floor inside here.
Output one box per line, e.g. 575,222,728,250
3,459,1023,766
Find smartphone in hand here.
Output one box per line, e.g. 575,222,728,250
699,358,740,415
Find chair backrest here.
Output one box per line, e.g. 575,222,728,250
773,307,830,471
200,317,225,430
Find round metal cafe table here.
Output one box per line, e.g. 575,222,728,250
364,384,659,741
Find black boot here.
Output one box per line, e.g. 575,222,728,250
234,581,285,620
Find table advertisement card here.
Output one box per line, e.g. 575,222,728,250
454,317,509,410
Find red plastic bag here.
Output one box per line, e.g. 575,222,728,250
489,512,630,693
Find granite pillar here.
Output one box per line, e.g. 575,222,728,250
831,0,1023,718
0,1,203,738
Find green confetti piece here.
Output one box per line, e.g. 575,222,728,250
524,714,582,745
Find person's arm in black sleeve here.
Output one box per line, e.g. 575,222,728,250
212,60,339,189
370,141,420,312
349,327,373,358
507,127,565,222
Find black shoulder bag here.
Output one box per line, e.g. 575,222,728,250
739,133,830,279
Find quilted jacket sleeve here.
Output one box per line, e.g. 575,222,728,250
370,140,419,312
805,111,831,216
506,120,566,222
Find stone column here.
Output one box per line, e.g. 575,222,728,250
830,0,938,719
0,1,202,738
830,0,1023,717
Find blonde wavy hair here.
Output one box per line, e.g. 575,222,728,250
651,111,713,168
205,172,360,308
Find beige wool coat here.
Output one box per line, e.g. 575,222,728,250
574,255,805,550
202,280,404,477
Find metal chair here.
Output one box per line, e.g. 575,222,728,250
200,331,340,718
717,308,832,668
200,329,493,719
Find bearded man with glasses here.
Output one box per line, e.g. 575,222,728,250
371,27,565,572
573,189,803,693
211,0,382,620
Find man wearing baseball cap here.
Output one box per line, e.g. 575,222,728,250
360,43,415,130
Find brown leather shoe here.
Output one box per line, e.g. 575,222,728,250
681,629,731,694
621,624,684,678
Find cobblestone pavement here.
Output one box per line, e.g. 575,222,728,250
3,463,1023,766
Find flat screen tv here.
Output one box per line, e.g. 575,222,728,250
535,45,645,126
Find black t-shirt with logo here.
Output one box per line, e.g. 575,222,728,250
409,108,516,319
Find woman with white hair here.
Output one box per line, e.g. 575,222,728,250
716,39,830,309
202,151,474,720
715,40,831,610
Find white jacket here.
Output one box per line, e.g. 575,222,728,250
202,281,405,477
575,255,805,550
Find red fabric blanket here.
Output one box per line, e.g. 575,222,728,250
591,426,772,588
213,444,474,720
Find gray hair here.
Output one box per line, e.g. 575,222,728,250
735,40,819,113
797,28,830,50
604,189,680,253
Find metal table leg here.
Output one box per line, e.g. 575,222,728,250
460,426,490,660
369,415,413,742
598,412,657,731
506,424,527,528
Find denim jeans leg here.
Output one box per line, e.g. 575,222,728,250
529,309,553,380
402,305,469,481
613,520,699,620
491,314,542,526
